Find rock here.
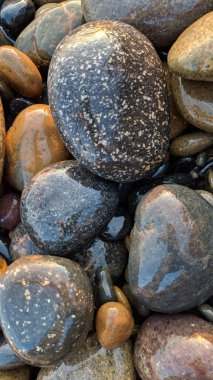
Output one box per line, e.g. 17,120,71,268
122,284,150,318
0,25,14,46
5,104,70,191
0,255,7,276
0,97,5,184
0,366,30,380
0,0,35,38
21,161,119,255
95,268,117,307
0,193,20,230
15,0,82,69
0,255,94,366
0,46,42,98
33,0,63,6
0,77,14,101
114,286,132,314
96,302,134,349
206,169,213,192
37,334,136,380
134,314,213,380
48,21,170,182
9,97,34,120
35,3,57,18
0,236,11,263
128,184,213,313
72,238,128,285
9,223,45,261
170,132,213,157
0,334,25,369
82,0,213,48
171,75,213,133
168,12,213,81
198,303,213,323
101,206,133,242
196,151,208,168
196,189,213,206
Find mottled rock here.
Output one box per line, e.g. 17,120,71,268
196,189,213,206
0,97,5,184
128,184,213,313
170,132,213,157
21,161,119,255
101,206,133,242
48,21,169,182
0,334,25,369
0,193,20,230
114,286,132,314
5,105,70,191
0,366,30,380
134,314,213,380
0,0,35,38
82,0,213,48
168,12,213,81
172,75,213,133
37,335,136,380
0,255,94,366
96,302,134,349
15,0,82,69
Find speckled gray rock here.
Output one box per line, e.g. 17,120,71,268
82,0,213,48
0,255,94,366
21,160,119,255
48,21,169,182
37,334,136,380
128,184,213,313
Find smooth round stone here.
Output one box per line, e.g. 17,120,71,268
72,238,128,285
48,21,169,183
0,97,5,184
96,302,134,349
101,206,133,242
0,193,20,230
0,366,30,380
114,286,132,314
15,0,82,69
9,97,34,119
95,268,117,307
82,0,213,48
206,169,213,192
0,76,14,101
5,104,70,191
196,151,208,168
196,189,213,207
172,75,213,133
168,11,213,81
0,334,25,369
170,132,213,157
198,303,213,323
0,46,42,98
134,314,213,380
128,184,213,313
21,161,119,255
0,0,35,38
37,335,135,380
0,255,94,366
9,223,45,262
35,3,57,17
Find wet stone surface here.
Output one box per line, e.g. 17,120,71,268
0,0,35,38
100,206,133,242
0,255,94,366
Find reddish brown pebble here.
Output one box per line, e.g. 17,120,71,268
0,97,5,184
96,302,134,350
114,286,132,314
0,193,20,230
0,256,7,275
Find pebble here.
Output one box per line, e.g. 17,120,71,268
5,104,70,191
0,256,7,275
114,286,132,314
96,302,134,349
35,3,57,18
48,21,169,182
0,335,25,369
21,160,119,255
0,255,94,366
206,169,213,192
81,0,213,48
0,97,5,184
122,284,150,318
170,132,213,157
0,77,14,101
37,335,136,380
196,189,213,206
168,11,213,81
171,75,213,133
134,314,213,380
198,303,213,323
101,206,133,242
0,366,30,380
0,193,20,230
0,0,35,38
15,0,82,69
95,268,117,307
128,184,213,313
0,46,42,98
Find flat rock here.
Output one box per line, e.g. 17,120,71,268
48,21,169,182
0,97,5,184
128,184,213,313
21,160,119,255
134,314,213,380
168,11,213,81
0,255,94,366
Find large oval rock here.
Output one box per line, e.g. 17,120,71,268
82,0,213,48
21,160,119,255
128,184,213,313
0,255,94,366
134,314,213,380
48,21,169,183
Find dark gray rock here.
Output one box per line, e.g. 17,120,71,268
0,255,94,366
128,184,213,313
100,206,133,242
48,21,169,182
21,160,119,255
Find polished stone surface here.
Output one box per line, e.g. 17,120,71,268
0,0,35,38
101,206,133,242
170,132,213,157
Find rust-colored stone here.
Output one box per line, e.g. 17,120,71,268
0,97,5,184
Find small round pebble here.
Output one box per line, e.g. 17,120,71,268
114,286,132,314
198,303,213,323
170,132,213,157
0,193,20,230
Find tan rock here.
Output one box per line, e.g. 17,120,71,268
0,366,30,380
114,286,132,313
170,132,213,156
0,97,5,184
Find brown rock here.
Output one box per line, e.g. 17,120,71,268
170,132,213,157
0,366,30,380
0,193,20,230
134,314,213,380
114,286,132,314
0,97,5,184
96,302,134,349
0,256,7,276
0,76,15,102
5,104,70,191
0,46,42,98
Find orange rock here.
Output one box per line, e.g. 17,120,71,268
0,97,5,184
0,256,7,275
96,302,134,350
6,104,70,191
114,286,132,314
0,46,42,98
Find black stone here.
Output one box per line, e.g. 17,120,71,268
169,156,196,173
0,0,35,38
95,268,117,307
0,236,11,264
101,206,133,242
9,97,35,120
21,160,119,255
